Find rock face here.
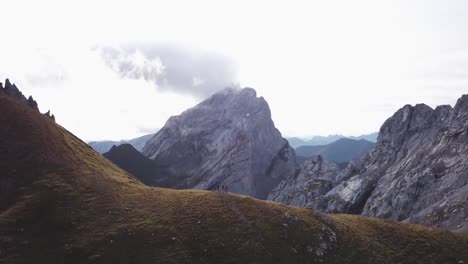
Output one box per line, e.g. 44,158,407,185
273,94,468,231
44,110,55,121
268,156,341,207
143,88,297,199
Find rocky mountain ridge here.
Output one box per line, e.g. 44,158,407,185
142,88,297,199
271,95,468,231
0,78,55,121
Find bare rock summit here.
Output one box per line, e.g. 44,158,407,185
143,88,297,199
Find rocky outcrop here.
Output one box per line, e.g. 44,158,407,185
44,110,55,121
268,155,341,207
143,88,297,199
0,79,55,121
280,95,468,231
1,79,29,105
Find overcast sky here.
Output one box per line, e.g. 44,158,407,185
1,0,468,141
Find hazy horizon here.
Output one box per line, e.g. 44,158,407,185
2,0,468,141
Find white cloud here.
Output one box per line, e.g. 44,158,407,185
98,44,238,98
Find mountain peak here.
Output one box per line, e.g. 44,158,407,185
143,86,296,198
456,93,468,106
4,78,12,88
108,143,139,154
452,93,468,117
214,87,257,97
2,78,28,104
378,102,435,150
239,87,257,97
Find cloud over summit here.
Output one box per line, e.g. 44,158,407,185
99,44,238,98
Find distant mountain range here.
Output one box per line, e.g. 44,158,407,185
287,132,378,148
295,138,375,164
89,128,377,156
88,133,155,153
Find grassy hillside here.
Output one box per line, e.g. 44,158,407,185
0,93,467,264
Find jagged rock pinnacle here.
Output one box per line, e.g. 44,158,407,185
1,78,55,122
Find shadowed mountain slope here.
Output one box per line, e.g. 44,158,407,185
88,133,155,154
103,144,172,187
